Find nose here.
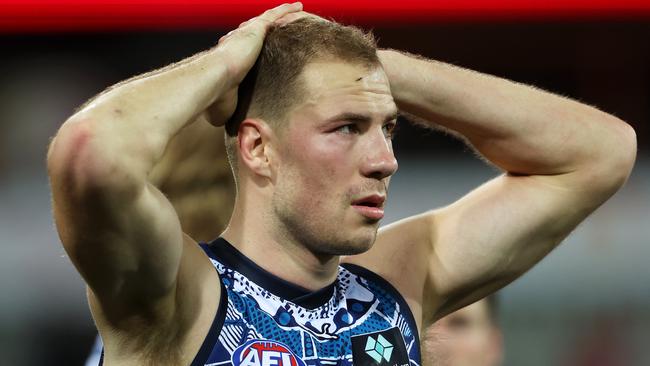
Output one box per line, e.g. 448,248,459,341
360,131,398,180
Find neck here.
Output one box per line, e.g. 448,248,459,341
222,195,340,291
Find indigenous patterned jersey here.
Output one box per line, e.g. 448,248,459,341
190,238,420,366
93,237,421,365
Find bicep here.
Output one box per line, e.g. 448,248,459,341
428,172,605,318
50,148,184,313
355,170,608,326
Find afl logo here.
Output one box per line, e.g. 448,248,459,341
232,339,307,366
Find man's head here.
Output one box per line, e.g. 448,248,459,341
225,17,398,256
225,17,382,166
422,296,504,366
225,17,380,141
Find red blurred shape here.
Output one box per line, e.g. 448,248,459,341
2,0,650,33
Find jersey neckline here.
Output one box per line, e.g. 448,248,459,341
205,237,336,310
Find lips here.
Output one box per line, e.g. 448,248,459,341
351,194,385,208
351,194,386,220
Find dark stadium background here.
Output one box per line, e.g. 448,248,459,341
0,2,648,365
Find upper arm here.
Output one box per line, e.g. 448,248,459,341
345,166,631,326
48,120,185,321
423,172,600,318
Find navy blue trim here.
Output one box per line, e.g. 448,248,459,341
98,349,103,366
190,277,228,366
205,237,335,310
340,263,421,358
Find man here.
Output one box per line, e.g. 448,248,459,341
47,3,636,365
422,297,502,366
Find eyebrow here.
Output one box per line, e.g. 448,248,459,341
327,110,399,124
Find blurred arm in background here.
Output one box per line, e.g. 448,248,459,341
149,121,234,242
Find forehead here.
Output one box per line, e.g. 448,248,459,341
292,60,397,120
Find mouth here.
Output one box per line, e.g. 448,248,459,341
351,194,385,220
352,194,385,208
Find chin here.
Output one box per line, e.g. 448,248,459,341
322,228,378,256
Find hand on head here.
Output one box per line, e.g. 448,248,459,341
209,3,332,127
215,3,322,81
275,10,329,25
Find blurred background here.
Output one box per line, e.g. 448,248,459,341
0,1,648,365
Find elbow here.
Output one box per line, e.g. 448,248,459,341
588,118,637,194
608,119,636,186
47,118,142,200
47,118,94,185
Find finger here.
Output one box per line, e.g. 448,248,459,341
259,2,303,23
274,12,305,26
218,30,235,44
228,2,302,42
234,3,300,31
275,11,325,26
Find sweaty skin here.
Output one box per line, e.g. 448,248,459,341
223,61,398,291
48,5,636,365
48,4,307,365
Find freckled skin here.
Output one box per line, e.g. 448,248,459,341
269,61,399,257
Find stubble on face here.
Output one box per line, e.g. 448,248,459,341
271,166,382,258
267,60,396,259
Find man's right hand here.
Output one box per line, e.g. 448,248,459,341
208,2,304,126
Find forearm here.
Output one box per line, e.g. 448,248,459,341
380,49,636,178
51,47,231,189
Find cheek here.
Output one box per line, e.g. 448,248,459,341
284,132,351,192
276,149,331,216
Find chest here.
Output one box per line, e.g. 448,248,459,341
203,267,418,365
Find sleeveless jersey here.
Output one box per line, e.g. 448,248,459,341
190,238,420,366
94,237,421,366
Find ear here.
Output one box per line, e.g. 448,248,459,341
237,118,274,179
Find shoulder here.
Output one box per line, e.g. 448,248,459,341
341,211,440,328
339,262,422,358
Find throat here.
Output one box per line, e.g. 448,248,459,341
220,228,340,292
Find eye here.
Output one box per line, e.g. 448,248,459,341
382,121,397,139
336,124,359,134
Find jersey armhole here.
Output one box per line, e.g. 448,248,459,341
190,243,229,366
341,263,421,353
98,244,228,366
97,280,227,366
190,272,228,366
